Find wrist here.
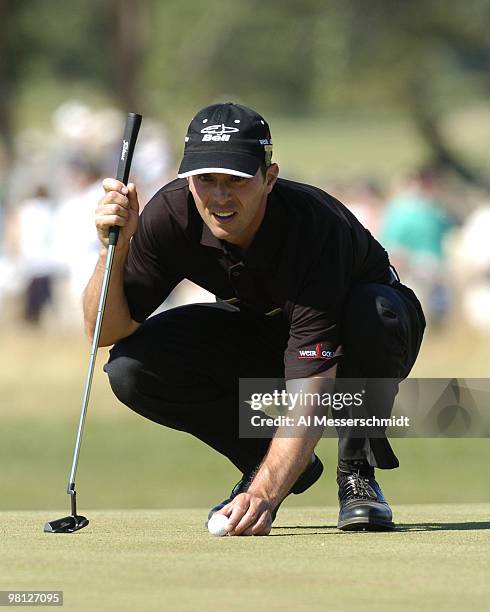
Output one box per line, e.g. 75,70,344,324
99,242,129,263
247,474,282,509
250,489,281,510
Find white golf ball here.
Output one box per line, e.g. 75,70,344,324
207,513,229,537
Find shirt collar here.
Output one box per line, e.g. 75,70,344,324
200,222,222,249
198,187,283,267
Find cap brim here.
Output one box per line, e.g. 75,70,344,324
178,167,255,178
177,151,260,179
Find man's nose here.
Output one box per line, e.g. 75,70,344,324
211,182,231,204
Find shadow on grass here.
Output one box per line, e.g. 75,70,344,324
271,525,337,536
269,532,338,537
273,522,490,533
396,522,490,532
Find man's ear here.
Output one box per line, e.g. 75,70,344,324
265,163,279,192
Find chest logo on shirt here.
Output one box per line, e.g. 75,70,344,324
201,124,239,142
298,343,335,360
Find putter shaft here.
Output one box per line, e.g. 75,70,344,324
67,243,116,492
44,112,142,534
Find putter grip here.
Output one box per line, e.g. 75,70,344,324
108,112,142,246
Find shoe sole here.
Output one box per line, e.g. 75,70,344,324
338,518,395,532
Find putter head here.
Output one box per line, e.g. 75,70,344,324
44,514,89,533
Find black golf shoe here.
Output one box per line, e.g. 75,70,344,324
337,467,395,531
207,455,324,524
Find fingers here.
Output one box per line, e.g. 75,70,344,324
219,503,234,518
251,511,272,536
230,506,259,535
126,183,139,213
241,513,271,536
95,213,126,229
101,179,138,212
99,190,130,210
97,181,133,224
96,200,129,228
225,495,251,534
222,494,272,536
95,179,139,250
102,178,128,194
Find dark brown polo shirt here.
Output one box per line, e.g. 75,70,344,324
124,177,391,379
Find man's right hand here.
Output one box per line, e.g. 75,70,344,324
96,179,140,252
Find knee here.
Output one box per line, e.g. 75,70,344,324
104,356,143,408
342,285,378,340
340,284,409,377
343,284,402,339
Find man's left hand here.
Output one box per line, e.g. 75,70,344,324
219,493,274,536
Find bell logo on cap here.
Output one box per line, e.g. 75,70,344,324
201,124,239,142
177,102,273,178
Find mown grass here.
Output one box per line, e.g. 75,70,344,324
2,505,489,612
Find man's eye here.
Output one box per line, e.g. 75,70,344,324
230,176,245,183
198,175,213,182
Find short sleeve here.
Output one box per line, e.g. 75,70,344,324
124,196,183,322
284,307,343,379
283,225,352,380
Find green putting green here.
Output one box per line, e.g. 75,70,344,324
2,505,489,611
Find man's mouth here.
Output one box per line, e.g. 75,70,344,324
211,211,237,224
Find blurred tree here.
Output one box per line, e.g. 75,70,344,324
105,0,146,112
142,0,489,183
308,0,490,183
0,0,32,210
1,0,489,184
0,0,21,162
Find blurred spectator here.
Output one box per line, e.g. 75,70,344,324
455,197,490,332
132,119,174,208
0,101,210,329
381,166,457,325
53,157,104,328
343,178,383,237
5,186,58,325
6,99,487,337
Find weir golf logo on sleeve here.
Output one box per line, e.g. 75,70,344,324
200,124,240,142
298,343,335,360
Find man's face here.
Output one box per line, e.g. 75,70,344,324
188,164,279,251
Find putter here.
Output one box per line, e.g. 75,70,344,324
44,112,142,533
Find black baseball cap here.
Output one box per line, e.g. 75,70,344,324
177,102,273,178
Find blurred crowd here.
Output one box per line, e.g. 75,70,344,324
0,101,214,330
1,101,489,334
329,171,490,333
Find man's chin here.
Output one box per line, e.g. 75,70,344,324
209,225,233,241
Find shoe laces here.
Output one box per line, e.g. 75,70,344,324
340,472,377,501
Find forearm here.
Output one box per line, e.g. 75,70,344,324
247,371,336,508
246,435,321,509
82,245,137,346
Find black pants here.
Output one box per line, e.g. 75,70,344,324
104,282,425,475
